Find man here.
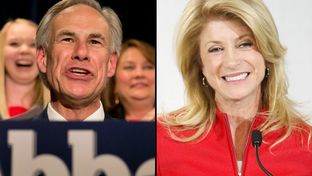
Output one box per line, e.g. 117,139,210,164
31,0,122,121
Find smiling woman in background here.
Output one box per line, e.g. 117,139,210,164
0,18,49,119
103,39,155,121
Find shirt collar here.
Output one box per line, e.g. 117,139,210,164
47,101,105,121
215,107,267,126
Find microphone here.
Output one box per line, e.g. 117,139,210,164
252,130,273,176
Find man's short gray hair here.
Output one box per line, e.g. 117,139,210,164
36,0,122,87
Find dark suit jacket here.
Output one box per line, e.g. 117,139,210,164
32,107,49,121
12,107,116,121
6,105,44,121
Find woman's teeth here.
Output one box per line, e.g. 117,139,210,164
224,73,248,81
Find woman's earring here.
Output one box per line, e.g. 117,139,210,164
202,77,208,87
114,95,120,105
265,67,270,77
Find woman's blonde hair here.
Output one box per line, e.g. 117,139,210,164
163,0,311,147
0,18,50,119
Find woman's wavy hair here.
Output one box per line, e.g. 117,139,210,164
163,0,311,148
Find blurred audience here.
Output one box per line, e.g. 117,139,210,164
0,18,49,119
103,39,155,121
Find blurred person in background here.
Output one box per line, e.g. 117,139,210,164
0,18,49,120
103,39,155,121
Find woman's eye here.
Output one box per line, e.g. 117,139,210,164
30,43,36,48
208,47,223,53
9,42,19,47
239,41,253,48
124,66,134,70
144,64,155,70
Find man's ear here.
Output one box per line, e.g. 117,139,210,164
37,47,47,73
107,52,117,77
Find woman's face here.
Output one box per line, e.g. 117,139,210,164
199,19,265,103
4,22,38,84
115,47,155,104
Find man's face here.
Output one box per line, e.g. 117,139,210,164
37,4,116,106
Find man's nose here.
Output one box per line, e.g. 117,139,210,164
72,41,89,61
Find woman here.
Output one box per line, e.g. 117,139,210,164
157,0,312,175
103,39,155,121
0,18,49,119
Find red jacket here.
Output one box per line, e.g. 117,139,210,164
157,109,312,176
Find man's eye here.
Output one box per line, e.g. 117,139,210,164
208,47,223,53
90,40,101,45
62,38,73,42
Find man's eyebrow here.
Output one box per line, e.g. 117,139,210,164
56,30,75,38
55,31,107,44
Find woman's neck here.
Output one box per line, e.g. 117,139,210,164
215,89,262,161
215,90,261,120
5,77,36,108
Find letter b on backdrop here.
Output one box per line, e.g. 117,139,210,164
1,121,155,176
8,130,153,176
8,130,69,176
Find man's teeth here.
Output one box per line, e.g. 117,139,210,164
71,69,88,74
224,73,248,81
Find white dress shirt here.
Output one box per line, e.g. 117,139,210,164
47,101,105,121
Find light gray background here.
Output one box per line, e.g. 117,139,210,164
157,0,312,123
